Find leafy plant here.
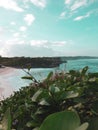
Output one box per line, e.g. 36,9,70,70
39,110,88,130
0,66,98,129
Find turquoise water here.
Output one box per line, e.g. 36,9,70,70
7,68,54,90
66,59,98,72
1,59,98,91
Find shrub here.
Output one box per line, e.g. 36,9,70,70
0,66,98,130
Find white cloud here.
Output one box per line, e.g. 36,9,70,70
74,11,91,21
59,12,66,19
6,38,20,45
19,26,27,31
30,40,70,48
10,21,16,25
67,0,97,11
65,0,72,5
65,0,97,10
0,27,4,33
18,40,25,44
0,0,23,12
71,0,87,11
24,14,35,26
30,0,46,8
0,39,73,57
23,0,46,9
13,32,20,37
60,0,98,21
74,16,86,21
22,34,27,38
0,27,7,36
30,40,48,47
53,41,67,46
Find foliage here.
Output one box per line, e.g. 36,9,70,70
0,66,98,129
39,110,88,130
0,57,63,68
0,108,11,130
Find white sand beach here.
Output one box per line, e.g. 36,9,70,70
0,67,16,100
0,67,16,75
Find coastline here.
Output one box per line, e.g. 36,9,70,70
0,67,17,75
0,67,16,100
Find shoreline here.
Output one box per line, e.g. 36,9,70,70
0,67,17,100
0,67,17,75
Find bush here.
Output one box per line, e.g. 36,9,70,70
0,66,98,130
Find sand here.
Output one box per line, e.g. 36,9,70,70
0,67,16,100
0,67,16,75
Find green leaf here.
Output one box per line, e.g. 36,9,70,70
81,66,88,75
89,78,96,82
49,86,60,94
1,108,11,130
26,121,39,127
39,99,50,106
46,72,53,80
32,89,43,102
21,76,33,80
76,123,89,130
69,70,77,75
66,91,79,99
49,86,55,94
39,110,81,130
33,127,39,130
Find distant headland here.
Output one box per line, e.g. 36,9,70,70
0,56,98,68
0,56,66,68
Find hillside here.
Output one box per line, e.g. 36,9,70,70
0,57,66,68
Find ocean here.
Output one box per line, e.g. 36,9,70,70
1,58,98,92
66,59,98,72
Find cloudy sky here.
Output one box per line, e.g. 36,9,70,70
0,0,98,57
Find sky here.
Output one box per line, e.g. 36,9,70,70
0,0,98,57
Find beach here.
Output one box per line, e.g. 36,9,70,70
0,67,16,100
1,58,98,100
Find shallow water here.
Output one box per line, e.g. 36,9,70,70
1,59,98,93
8,68,54,90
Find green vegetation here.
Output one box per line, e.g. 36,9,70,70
0,66,98,130
0,56,66,68
0,108,11,130
39,111,88,130
0,56,98,68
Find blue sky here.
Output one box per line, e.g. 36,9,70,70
0,0,98,57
